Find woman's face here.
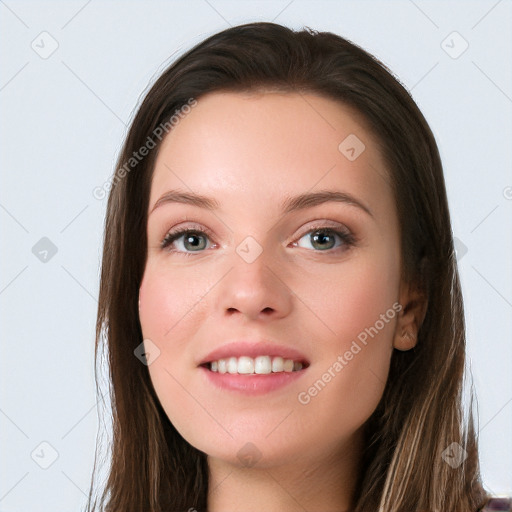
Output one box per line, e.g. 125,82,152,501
139,91,404,468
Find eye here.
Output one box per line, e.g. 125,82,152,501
161,225,214,255
160,223,356,256
294,225,356,253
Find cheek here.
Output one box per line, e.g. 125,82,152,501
293,249,399,428
138,267,175,340
137,261,208,398
138,260,208,341
296,247,400,351
138,262,209,439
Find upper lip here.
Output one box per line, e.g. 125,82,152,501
197,340,310,367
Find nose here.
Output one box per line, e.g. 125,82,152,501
215,249,293,322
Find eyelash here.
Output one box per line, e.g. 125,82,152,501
160,223,357,257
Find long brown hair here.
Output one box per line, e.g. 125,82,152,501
86,22,490,512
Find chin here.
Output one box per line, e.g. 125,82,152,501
185,428,306,469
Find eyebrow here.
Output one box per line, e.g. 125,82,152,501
149,189,373,217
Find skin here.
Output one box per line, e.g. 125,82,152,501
138,91,426,512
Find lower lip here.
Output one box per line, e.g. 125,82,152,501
199,366,307,395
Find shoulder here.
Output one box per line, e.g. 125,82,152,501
479,497,512,511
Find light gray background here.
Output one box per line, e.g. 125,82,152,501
1,1,511,510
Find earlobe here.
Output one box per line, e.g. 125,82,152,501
395,328,417,351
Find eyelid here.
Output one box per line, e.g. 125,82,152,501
294,219,352,238
160,218,357,256
161,219,351,242
160,222,216,248
294,221,357,249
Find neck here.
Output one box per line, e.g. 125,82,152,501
206,428,364,512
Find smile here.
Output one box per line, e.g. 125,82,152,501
203,355,308,374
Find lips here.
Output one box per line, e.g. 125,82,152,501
197,340,310,367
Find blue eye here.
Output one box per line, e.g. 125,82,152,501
295,228,355,252
161,228,211,254
160,225,356,256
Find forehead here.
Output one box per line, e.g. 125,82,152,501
149,91,391,219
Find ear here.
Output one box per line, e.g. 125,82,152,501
394,279,428,351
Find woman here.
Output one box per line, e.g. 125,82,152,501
86,21,508,512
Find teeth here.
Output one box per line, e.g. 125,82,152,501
272,356,284,372
283,358,294,372
209,355,304,374
227,356,238,374
238,356,254,374
254,356,271,374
